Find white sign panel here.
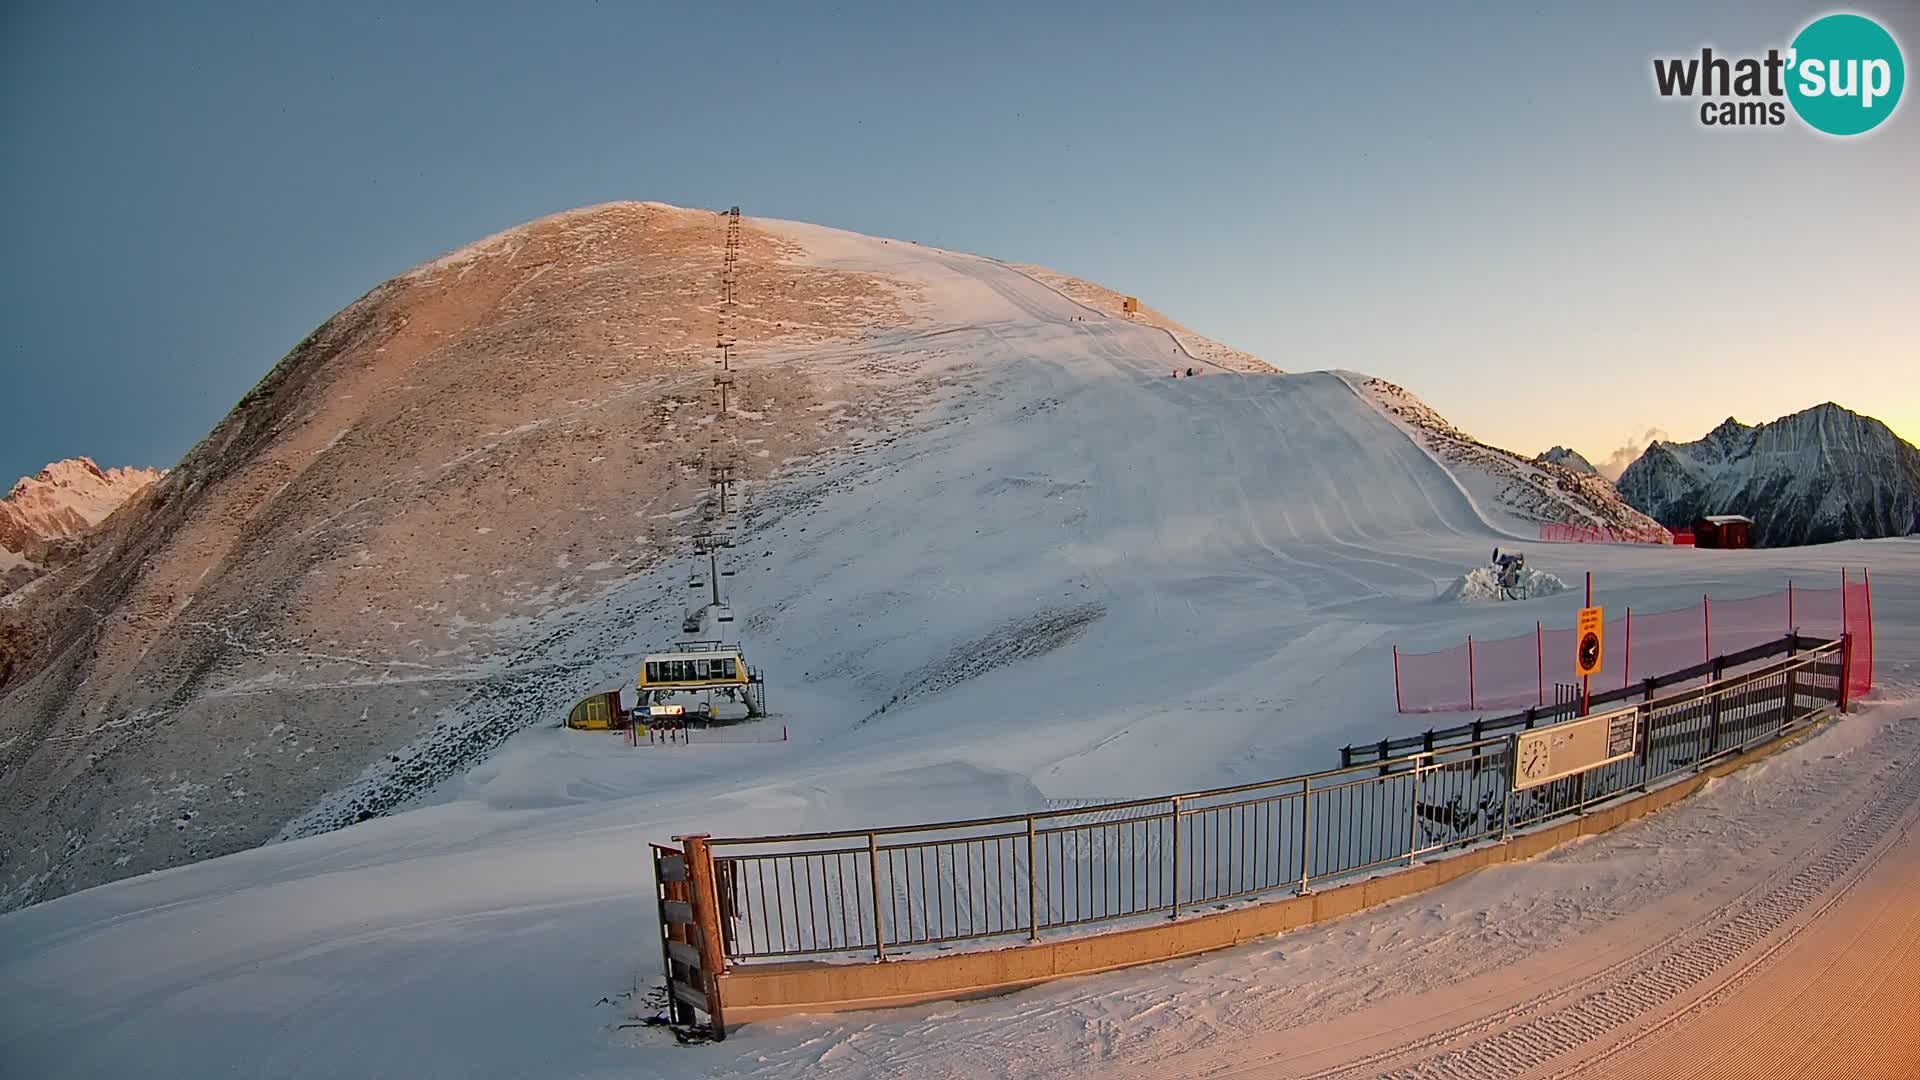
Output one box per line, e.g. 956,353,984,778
1512,707,1640,791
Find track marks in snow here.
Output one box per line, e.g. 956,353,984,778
1359,730,1920,1079
866,603,1106,721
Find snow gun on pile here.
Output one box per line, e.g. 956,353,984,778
1489,548,1530,601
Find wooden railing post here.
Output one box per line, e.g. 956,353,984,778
675,834,728,1038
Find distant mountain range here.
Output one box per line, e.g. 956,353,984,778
1615,403,1920,547
1,458,163,595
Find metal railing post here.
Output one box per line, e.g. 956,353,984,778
1638,706,1653,791
1026,815,1039,942
1298,778,1313,894
867,832,885,961
1170,796,1183,918
1783,661,1798,731
1840,632,1854,712
1707,657,1725,758
1408,754,1423,864
1499,772,1513,842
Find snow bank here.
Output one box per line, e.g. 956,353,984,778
1439,565,1568,603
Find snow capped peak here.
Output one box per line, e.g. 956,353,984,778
1617,402,1920,545
1,457,165,593
5,457,165,532
1702,416,1751,449
1536,446,1599,475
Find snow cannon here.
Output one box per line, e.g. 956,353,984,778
1490,548,1529,601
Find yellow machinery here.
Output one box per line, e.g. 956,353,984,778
565,690,629,730
565,642,766,731
638,641,766,718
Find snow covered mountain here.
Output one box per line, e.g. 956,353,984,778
0,458,163,596
2,202,1665,912
1354,379,1666,540
1616,404,1920,547
1537,446,1599,476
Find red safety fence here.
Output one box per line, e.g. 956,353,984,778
1394,570,1875,712
1538,522,1671,544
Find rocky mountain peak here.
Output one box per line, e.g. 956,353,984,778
1616,403,1919,546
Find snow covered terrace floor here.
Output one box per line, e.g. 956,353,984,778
0,540,1911,1078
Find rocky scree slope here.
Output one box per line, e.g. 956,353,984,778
0,202,924,911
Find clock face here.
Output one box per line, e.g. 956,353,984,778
1520,740,1550,779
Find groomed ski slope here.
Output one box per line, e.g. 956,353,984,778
2,218,1913,1079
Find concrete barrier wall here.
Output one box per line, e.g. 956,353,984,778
715,710,1835,1025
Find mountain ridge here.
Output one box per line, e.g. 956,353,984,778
1616,402,1920,546
1,457,165,596
1537,446,1599,476
0,201,1659,911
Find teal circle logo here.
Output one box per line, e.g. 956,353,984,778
1787,14,1905,135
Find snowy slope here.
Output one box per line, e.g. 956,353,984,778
7,211,1912,1079
1617,404,1920,546
277,219,1504,840
1005,263,1279,374
1349,376,1668,541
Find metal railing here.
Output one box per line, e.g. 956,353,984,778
1352,632,1823,766
705,638,1849,963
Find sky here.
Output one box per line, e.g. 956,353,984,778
2,1,1916,487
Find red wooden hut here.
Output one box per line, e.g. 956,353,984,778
1691,514,1754,549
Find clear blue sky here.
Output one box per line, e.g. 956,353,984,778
3,1,1916,486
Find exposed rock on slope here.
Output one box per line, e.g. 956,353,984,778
1350,377,1668,540
0,202,926,910
0,458,164,595
1616,404,1920,547
1,201,1625,914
